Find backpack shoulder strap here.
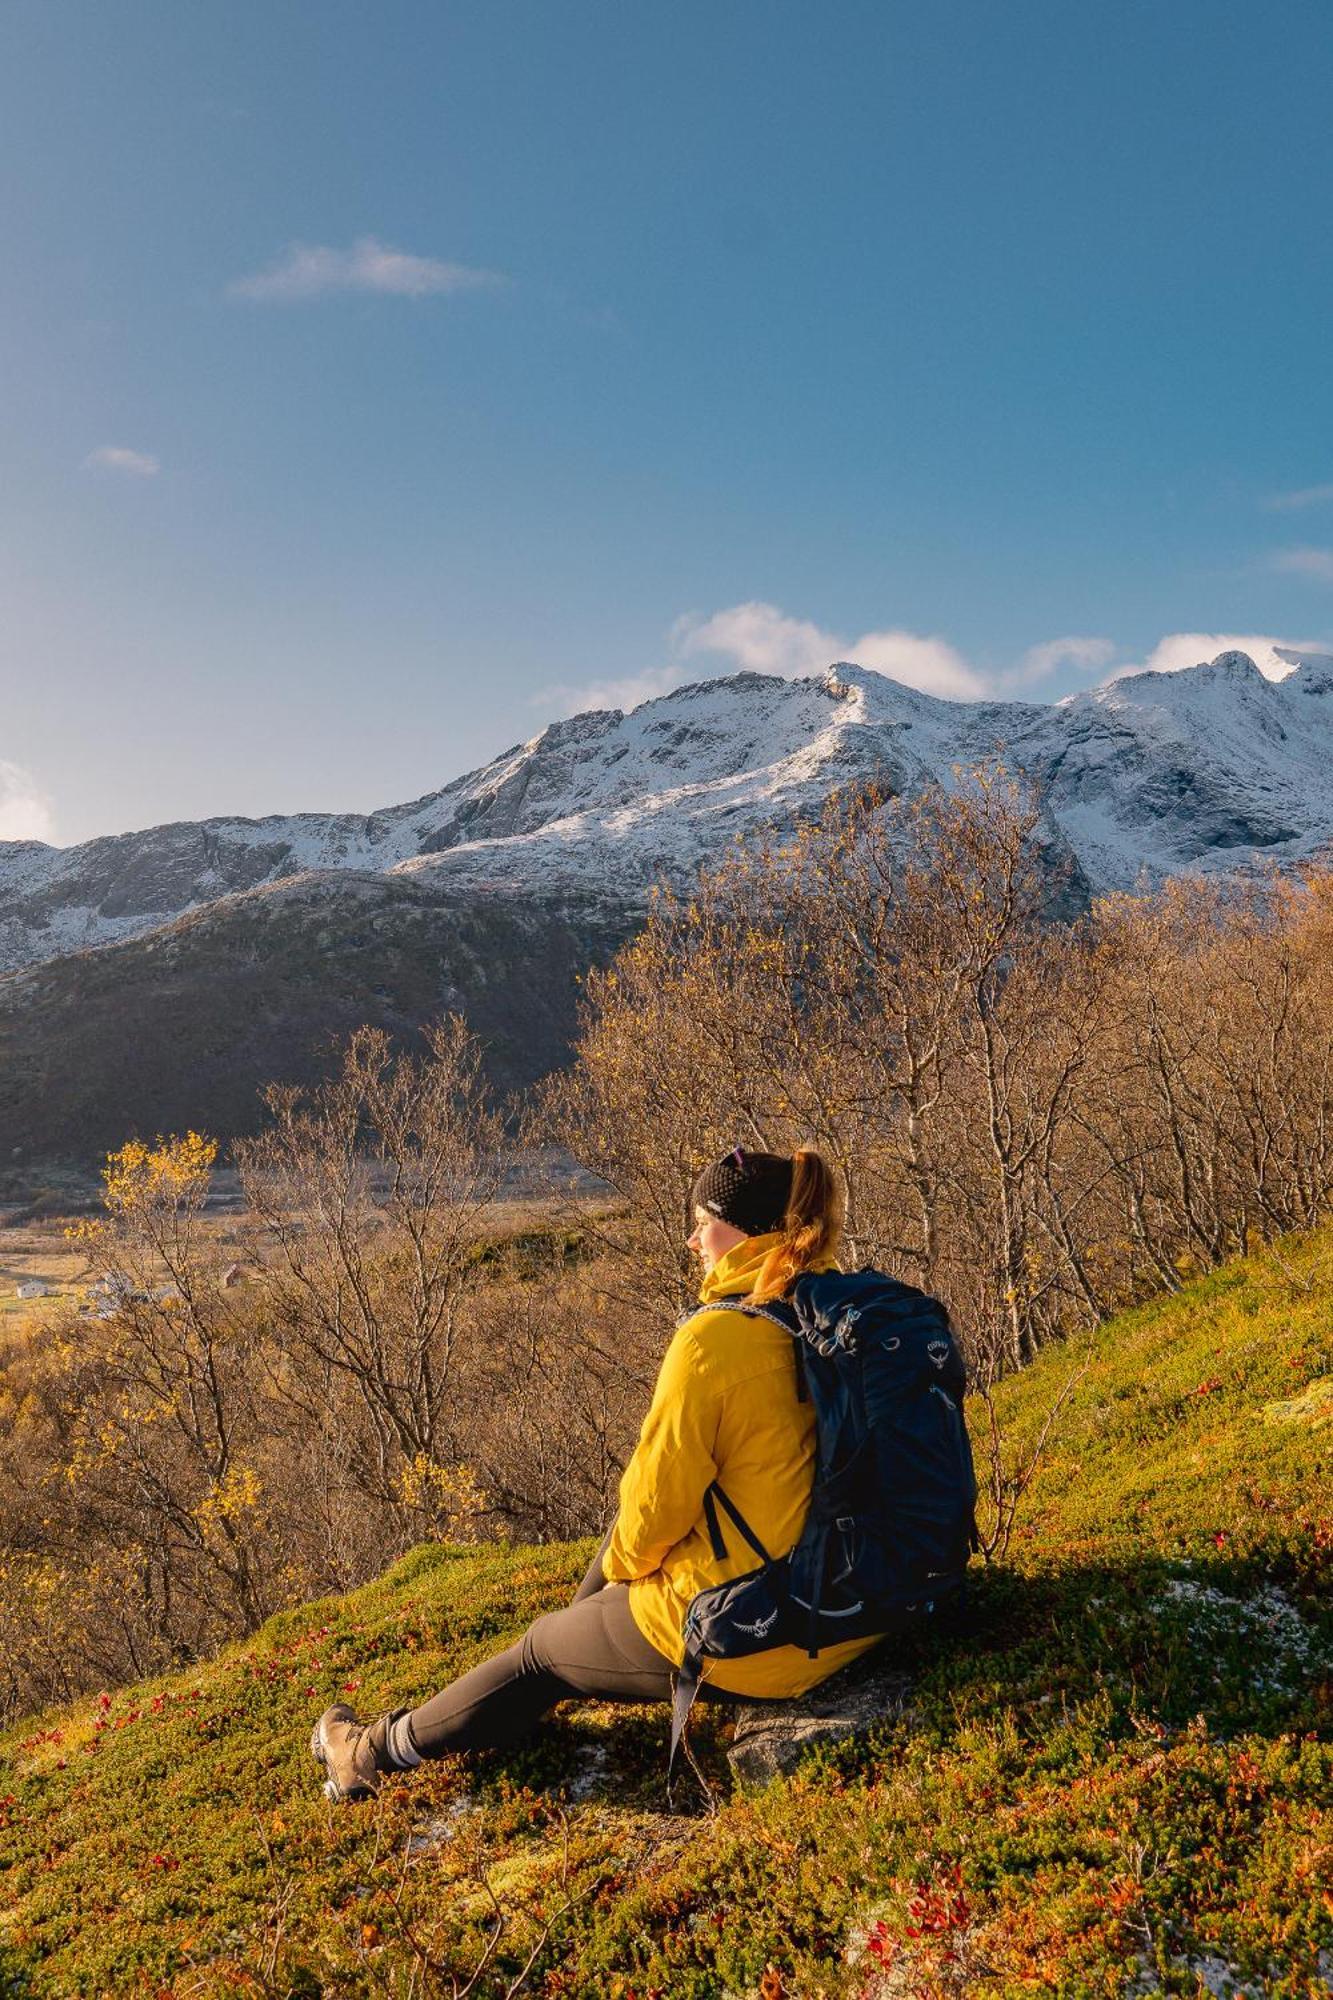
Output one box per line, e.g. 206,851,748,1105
728,1296,800,1331
703,1479,773,1566
717,1293,809,1400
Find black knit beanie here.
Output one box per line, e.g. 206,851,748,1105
689,1148,794,1236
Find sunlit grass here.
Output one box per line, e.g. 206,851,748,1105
1,1227,1330,1995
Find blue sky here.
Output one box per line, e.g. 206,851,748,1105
3,0,1332,845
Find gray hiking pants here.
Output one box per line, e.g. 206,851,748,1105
400,1529,679,1761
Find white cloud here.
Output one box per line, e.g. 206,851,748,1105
1263,483,1333,512
1003,635,1116,690
546,605,1136,717
846,628,987,700
542,601,998,715
540,604,1331,725
1271,546,1333,583
82,446,160,477
228,236,503,303
675,602,839,680
0,760,55,843
537,665,685,718
1104,631,1322,684
676,600,989,700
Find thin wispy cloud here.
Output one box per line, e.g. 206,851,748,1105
536,665,685,715
1271,546,1333,583
82,446,160,477
228,236,504,303
1001,635,1116,690
0,760,55,844
1263,483,1333,512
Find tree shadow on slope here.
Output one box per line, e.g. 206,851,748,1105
0,1946,35,1999
1,1546,1325,2000
404,1544,1330,1833
871,1545,1331,1762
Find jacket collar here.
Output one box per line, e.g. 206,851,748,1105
697,1232,837,1305
698,1231,783,1305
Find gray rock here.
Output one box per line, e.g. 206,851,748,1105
725,1651,917,1786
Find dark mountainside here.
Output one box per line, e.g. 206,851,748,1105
0,881,628,1167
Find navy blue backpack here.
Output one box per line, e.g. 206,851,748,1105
670,1268,979,1773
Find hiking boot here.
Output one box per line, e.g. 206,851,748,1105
310,1703,391,1802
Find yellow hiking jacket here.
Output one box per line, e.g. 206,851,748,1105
602,1233,883,1696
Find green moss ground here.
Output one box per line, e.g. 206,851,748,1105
1,1233,1331,1997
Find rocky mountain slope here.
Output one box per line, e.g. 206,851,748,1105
4,647,1333,1164
2,1224,1330,1994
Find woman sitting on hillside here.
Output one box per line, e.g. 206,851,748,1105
312,1146,885,1800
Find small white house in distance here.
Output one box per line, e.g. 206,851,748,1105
16,1280,49,1299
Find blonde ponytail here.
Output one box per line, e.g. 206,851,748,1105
744,1148,844,1304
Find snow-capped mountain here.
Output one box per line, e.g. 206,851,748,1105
3,647,1333,980
5,646,1333,1164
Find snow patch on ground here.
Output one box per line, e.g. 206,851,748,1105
1154,1578,1326,1695
1130,1949,1333,1995
405,1794,476,1855
565,1737,612,1801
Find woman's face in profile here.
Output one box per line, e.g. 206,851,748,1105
686,1204,747,1274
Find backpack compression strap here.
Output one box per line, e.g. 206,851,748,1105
669,1647,703,1791
669,1481,775,1787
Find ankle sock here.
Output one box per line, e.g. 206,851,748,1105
383,1709,423,1770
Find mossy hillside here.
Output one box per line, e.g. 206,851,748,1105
1,1232,1331,1998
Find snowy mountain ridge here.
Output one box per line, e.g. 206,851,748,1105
4,647,1333,979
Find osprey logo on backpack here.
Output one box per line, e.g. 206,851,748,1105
669,1268,979,1782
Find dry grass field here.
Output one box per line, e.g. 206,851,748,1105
0,1162,611,1345
0,1215,98,1330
